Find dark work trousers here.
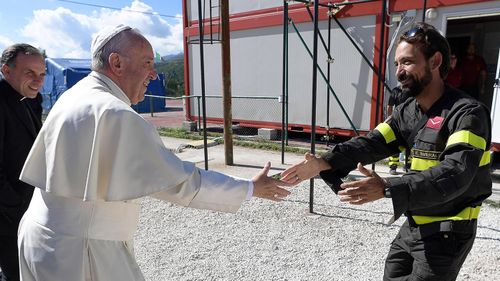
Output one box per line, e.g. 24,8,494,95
383,219,476,281
0,235,20,281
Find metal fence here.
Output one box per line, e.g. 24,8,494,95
139,94,324,160
143,94,281,130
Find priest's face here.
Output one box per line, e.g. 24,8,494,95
2,53,45,98
120,39,158,105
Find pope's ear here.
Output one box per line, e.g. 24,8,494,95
108,53,122,74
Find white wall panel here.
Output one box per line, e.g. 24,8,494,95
188,15,377,131
187,0,283,22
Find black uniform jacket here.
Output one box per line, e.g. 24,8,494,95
0,79,42,236
320,85,492,222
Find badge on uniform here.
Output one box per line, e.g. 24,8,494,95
425,116,444,129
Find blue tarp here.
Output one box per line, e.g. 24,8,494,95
42,58,167,113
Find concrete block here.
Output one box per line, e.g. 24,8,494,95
182,121,197,132
258,128,280,140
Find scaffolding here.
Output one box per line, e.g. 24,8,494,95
185,0,431,211
188,0,231,170
283,0,431,212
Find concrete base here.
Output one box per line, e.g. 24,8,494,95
182,121,197,132
258,128,280,140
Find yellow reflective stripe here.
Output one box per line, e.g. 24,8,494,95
412,206,481,225
411,151,488,170
480,151,490,167
446,130,486,150
375,123,396,144
410,158,439,171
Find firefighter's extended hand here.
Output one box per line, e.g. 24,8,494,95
338,163,386,205
280,152,331,185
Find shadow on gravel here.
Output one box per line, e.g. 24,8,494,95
232,163,285,173
311,212,400,227
475,236,500,242
284,199,393,216
285,199,500,240
477,225,500,233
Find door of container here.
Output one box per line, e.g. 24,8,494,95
491,48,500,149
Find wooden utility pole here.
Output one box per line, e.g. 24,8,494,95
221,0,233,165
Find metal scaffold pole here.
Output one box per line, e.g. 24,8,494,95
282,0,390,211
281,1,289,165
197,0,209,170
422,0,427,22
326,7,332,139
372,0,387,171
309,0,320,213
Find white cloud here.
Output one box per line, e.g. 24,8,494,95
0,35,15,51
21,0,183,59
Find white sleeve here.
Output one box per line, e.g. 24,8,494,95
151,168,251,213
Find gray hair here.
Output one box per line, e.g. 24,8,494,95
91,28,143,71
1,43,43,69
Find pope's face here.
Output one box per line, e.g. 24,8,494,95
2,53,45,98
394,41,432,97
120,40,158,105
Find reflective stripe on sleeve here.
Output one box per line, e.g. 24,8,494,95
374,123,396,144
446,130,486,150
446,130,490,166
410,158,440,171
479,151,491,167
411,151,489,171
412,206,481,225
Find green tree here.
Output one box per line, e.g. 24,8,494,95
155,54,184,97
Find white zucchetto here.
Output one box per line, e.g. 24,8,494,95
91,24,132,56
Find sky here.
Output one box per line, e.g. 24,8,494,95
0,0,183,58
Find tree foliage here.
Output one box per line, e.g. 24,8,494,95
155,53,184,97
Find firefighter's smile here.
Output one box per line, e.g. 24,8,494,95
398,73,412,87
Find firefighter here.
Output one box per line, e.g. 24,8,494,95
386,85,412,174
281,22,491,281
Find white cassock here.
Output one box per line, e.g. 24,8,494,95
18,71,251,281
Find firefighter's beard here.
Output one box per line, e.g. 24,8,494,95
398,65,432,97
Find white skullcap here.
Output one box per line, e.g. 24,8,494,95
91,24,132,56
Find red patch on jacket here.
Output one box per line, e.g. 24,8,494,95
426,116,444,129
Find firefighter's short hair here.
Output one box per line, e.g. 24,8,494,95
399,22,451,79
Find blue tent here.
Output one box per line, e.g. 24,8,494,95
42,58,167,113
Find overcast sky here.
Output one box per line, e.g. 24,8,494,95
0,0,183,58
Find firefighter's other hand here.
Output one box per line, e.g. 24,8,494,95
280,152,331,184
338,163,386,205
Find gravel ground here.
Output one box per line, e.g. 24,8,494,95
134,181,500,281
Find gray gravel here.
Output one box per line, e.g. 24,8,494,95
134,181,500,281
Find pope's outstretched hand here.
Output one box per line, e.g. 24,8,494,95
252,162,293,201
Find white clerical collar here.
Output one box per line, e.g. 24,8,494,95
89,71,131,106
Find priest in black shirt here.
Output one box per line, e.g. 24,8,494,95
0,43,45,281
